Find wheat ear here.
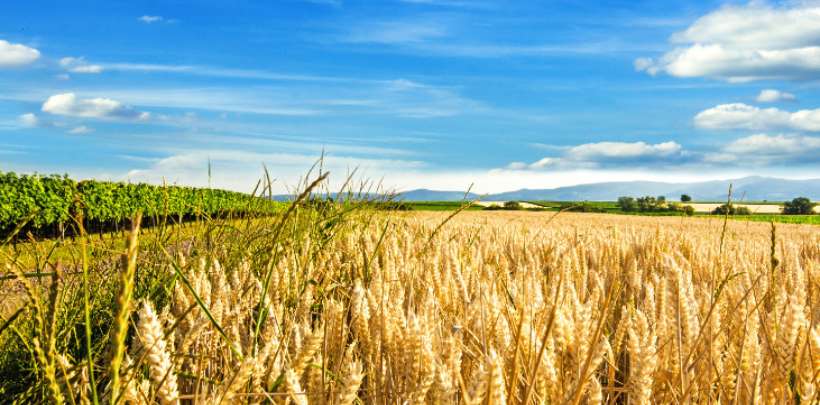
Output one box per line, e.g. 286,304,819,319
137,300,179,405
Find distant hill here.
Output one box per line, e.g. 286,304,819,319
397,189,480,201
271,189,479,202
272,176,820,202
407,176,820,202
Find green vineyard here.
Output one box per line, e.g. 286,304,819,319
0,171,282,237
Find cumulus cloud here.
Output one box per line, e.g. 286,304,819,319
636,3,820,81
510,141,684,170
42,93,150,121
59,57,103,74
694,103,820,132
18,113,39,127
0,40,40,67
756,89,796,103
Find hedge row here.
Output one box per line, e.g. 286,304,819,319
0,171,282,233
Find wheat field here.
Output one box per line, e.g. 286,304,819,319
2,206,819,404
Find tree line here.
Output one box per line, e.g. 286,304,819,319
617,194,817,215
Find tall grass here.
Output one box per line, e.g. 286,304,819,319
1,174,819,404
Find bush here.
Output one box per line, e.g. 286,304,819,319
372,201,413,211
783,197,816,215
712,204,752,215
680,194,692,202
559,202,606,213
683,205,695,216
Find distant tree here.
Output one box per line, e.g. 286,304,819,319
503,201,522,210
636,196,656,211
680,194,692,202
617,196,637,212
683,205,695,216
783,197,816,215
712,204,751,215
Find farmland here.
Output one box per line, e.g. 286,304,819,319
404,199,820,225
2,188,820,403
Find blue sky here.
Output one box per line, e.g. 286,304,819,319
1,0,820,193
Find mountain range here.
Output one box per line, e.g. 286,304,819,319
273,176,820,202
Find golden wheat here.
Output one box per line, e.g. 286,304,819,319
4,209,819,404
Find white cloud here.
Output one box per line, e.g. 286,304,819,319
18,113,38,127
138,15,163,23
671,5,820,49
637,3,820,81
0,39,40,67
724,133,820,155
694,103,820,132
756,89,796,103
566,141,681,160
59,57,103,74
512,141,684,170
713,133,820,165
42,93,151,121
68,125,93,134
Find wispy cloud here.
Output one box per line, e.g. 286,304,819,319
59,57,103,74
68,125,93,134
69,77,482,119
398,0,494,8
344,20,448,44
100,62,378,84
302,0,343,7
138,15,163,24
337,17,662,57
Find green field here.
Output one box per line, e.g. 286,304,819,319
404,201,485,211
403,200,819,224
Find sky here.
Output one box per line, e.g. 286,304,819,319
1,0,820,194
